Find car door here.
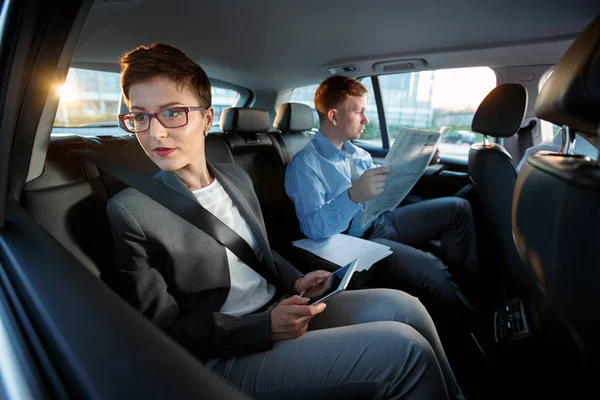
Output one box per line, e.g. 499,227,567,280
0,1,248,398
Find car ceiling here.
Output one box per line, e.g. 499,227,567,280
74,0,599,91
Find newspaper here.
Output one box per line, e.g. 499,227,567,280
293,234,393,272
361,128,441,227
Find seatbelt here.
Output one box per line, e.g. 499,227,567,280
518,120,536,158
348,156,359,183
73,148,277,283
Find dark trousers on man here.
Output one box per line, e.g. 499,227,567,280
357,197,481,330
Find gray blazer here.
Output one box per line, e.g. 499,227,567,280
106,162,303,360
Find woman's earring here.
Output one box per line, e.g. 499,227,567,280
204,130,208,137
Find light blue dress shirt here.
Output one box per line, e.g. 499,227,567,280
285,131,378,240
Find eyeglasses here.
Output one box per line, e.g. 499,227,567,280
119,106,205,133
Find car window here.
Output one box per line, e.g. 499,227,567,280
378,67,497,158
54,68,121,129
53,68,239,135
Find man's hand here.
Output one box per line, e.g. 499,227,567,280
270,296,326,341
348,166,389,203
293,270,331,297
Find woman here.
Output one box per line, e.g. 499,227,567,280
107,42,465,400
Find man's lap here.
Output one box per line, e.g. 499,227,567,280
371,197,470,245
366,196,478,283
354,238,452,297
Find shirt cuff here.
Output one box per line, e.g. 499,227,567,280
331,189,362,221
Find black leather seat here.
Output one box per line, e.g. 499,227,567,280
468,84,529,293
513,15,600,372
22,131,236,278
273,102,316,164
271,103,345,272
220,107,307,251
218,106,338,272
219,107,280,191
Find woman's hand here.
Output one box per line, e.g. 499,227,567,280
270,296,326,341
293,270,331,297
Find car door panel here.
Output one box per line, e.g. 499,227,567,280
0,0,250,398
0,196,251,399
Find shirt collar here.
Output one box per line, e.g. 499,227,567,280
315,130,358,160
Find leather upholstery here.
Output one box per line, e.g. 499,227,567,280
472,84,527,138
513,154,600,355
220,107,270,134
468,84,528,291
273,103,314,133
535,16,600,135
273,102,316,163
513,15,600,359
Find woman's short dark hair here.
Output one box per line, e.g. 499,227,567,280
120,43,211,108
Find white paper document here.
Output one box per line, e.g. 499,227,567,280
292,234,393,272
361,128,441,227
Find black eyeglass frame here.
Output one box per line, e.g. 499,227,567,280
118,106,206,133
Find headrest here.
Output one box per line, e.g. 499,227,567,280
205,134,234,164
535,16,600,134
472,84,527,138
274,103,314,133
220,108,270,134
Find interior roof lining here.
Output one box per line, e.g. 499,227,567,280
71,0,599,91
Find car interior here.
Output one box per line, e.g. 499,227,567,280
0,0,599,399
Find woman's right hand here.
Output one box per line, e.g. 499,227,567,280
270,296,326,341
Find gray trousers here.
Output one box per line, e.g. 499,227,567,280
207,289,464,400
366,197,479,326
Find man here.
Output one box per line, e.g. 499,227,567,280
285,75,480,329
